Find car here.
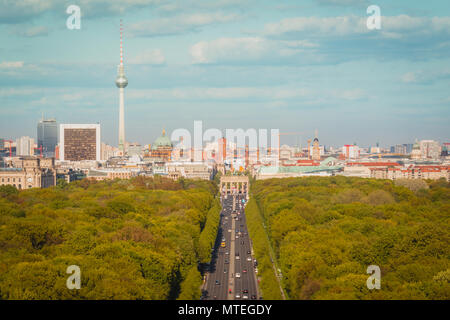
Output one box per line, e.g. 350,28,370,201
243,269,247,273
251,295,257,300
235,273,241,278
235,293,241,299
243,289,248,294
241,241,244,245
225,259,229,264
236,235,239,239
247,257,252,261
243,294,248,299
247,250,251,254
215,280,220,285
224,268,227,273
225,251,229,255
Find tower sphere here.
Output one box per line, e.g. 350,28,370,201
115,75,128,88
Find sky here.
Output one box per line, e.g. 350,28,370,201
0,0,449,148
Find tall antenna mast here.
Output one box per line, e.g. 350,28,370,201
116,19,128,155
120,19,123,66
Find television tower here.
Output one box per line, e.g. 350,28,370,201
115,20,128,155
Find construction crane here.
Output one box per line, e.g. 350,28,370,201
33,146,43,158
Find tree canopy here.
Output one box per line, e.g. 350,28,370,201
0,177,220,300
247,176,449,300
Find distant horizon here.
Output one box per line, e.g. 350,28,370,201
3,117,448,151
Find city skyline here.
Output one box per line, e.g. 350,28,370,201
0,0,449,147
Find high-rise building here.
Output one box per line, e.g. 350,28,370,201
419,140,441,159
411,140,421,160
391,144,413,155
59,124,101,161
0,138,4,149
37,117,58,158
115,20,128,155
16,136,34,156
342,144,360,159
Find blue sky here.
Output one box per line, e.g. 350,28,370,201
0,0,449,148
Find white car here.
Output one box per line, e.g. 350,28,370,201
247,257,252,261
235,293,241,299
243,294,248,299
235,273,241,278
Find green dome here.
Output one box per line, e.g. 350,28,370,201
151,130,172,150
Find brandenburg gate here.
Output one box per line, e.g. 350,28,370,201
220,176,249,196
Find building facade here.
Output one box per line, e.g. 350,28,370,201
37,118,58,158
419,140,441,159
0,156,56,189
16,136,34,156
59,124,101,161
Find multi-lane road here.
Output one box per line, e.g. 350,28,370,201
203,193,259,300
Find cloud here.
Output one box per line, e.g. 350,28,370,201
315,0,369,6
190,37,269,64
401,70,450,84
129,13,239,37
11,25,49,37
190,37,319,65
0,61,24,68
129,49,166,65
264,16,367,38
263,15,450,38
127,86,311,101
0,0,55,24
0,0,164,24
401,72,417,83
331,89,367,101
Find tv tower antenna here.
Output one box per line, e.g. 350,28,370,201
115,19,128,155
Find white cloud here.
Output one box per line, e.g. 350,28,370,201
263,15,450,38
0,61,24,68
127,86,311,101
264,16,367,37
11,25,48,37
0,0,55,24
315,0,368,6
130,49,166,65
190,37,312,64
401,70,450,84
401,72,417,83
129,13,239,37
331,89,367,101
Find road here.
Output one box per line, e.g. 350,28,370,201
203,193,259,300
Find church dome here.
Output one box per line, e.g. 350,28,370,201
151,129,172,150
